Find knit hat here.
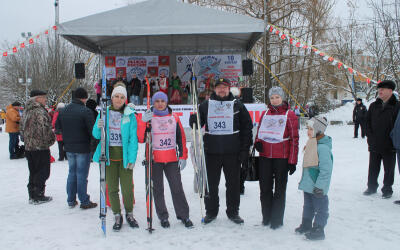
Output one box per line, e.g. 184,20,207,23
56,102,65,109
111,85,127,99
307,116,328,137
215,78,231,87
377,80,396,90
152,91,168,104
268,86,285,100
74,87,88,99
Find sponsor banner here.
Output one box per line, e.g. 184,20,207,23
134,103,266,128
176,54,242,88
104,56,169,81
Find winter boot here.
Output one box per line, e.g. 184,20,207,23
28,185,35,204
113,214,123,231
126,213,139,228
295,218,312,234
363,188,377,196
270,223,283,230
181,218,194,228
228,214,244,224
262,218,270,226
80,201,97,209
160,219,170,228
203,214,217,224
32,187,52,205
305,224,325,240
382,192,393,199
394,200,400,205
69,201,78,209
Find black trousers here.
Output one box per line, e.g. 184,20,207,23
204,153,241,217
26,150,51,197
57,141,67,160
258,157,288,226
368,151,396,194
354,121,366,138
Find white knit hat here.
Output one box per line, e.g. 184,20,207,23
56,102,65,109
268,86,286,100
307,116,328,137
111,86,127,98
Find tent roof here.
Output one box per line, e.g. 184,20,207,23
58,0,264,55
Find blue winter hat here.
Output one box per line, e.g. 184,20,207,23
152,91,168,104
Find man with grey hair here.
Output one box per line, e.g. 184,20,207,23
21,90,55,204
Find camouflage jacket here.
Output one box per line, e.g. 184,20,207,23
21,98,55,151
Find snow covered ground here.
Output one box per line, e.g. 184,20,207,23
1,120,400,250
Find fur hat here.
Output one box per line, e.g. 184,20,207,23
268,86,286,100
307,116,328,137
111,85,127,99
377,80,396,90
30,90,47,98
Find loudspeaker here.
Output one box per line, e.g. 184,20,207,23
75,63,85,79
241,87,253,103
242,59,253,76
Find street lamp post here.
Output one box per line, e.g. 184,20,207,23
21,32,32,101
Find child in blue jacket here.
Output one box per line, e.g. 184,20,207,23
296,116,333,240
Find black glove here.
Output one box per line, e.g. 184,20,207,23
288,164,296,175
313,187,324,198
254,141,263,153
189,113,198,129
239,151,249,166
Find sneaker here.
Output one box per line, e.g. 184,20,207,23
113,214,123,231
80,201,97,209
181,218,194,228
382,192,393,199
363,189,377,196
68,201,78,208
227,214,244,224
394,200,400,205
305,225,325,240
160,219,170,228
202,214,217,224
126,213,139,228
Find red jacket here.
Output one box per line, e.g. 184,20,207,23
52,111,63,141
137,108,188,163
255,102,299,165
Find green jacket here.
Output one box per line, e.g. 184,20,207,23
298,135,333,195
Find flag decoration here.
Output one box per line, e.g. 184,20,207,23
1,25,57,57
267,23,378,85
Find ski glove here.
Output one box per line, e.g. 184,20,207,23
313,187,324,198
142,110,153,122
288,164,296,175
189,114,198,129
97,119,105,128
179,159,187,171
127,163,134,170
254,141,263,153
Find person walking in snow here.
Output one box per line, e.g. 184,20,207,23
6,101,22,159
189,78,253,225
295,116,332,240
253,86,299,229
141,91,193,228
92,83,139,231
20,90,55,204
353,98,367,138
364,80,400,199
56,88,97,210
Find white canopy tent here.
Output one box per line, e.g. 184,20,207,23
58,0,265,56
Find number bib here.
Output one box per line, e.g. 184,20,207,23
152,116,177,151
257,110,288,143
109,110,123,146
207,100,234,135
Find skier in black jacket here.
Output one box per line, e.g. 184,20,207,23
353,98,367,138
190,78,253,224
364,80,400,199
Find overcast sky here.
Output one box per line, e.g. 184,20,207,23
0,0,373,50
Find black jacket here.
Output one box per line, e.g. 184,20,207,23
130,77,142,96
55,99,94,153
353,103,367,122
197,92,253,155
366,94,400,153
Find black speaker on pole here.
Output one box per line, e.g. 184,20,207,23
242,59,253,76
75,63,85,79
241,87,253,103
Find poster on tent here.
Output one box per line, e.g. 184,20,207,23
104,56,170,81
176,54,242,89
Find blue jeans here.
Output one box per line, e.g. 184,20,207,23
9,132,19,157
130,95,140,105
66,152,91,205
302,192,329,227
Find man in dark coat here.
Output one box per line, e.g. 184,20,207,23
189,78,253,224
56,88,97,209
129,73,141,105
353,98,367,138
364,80,400,199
